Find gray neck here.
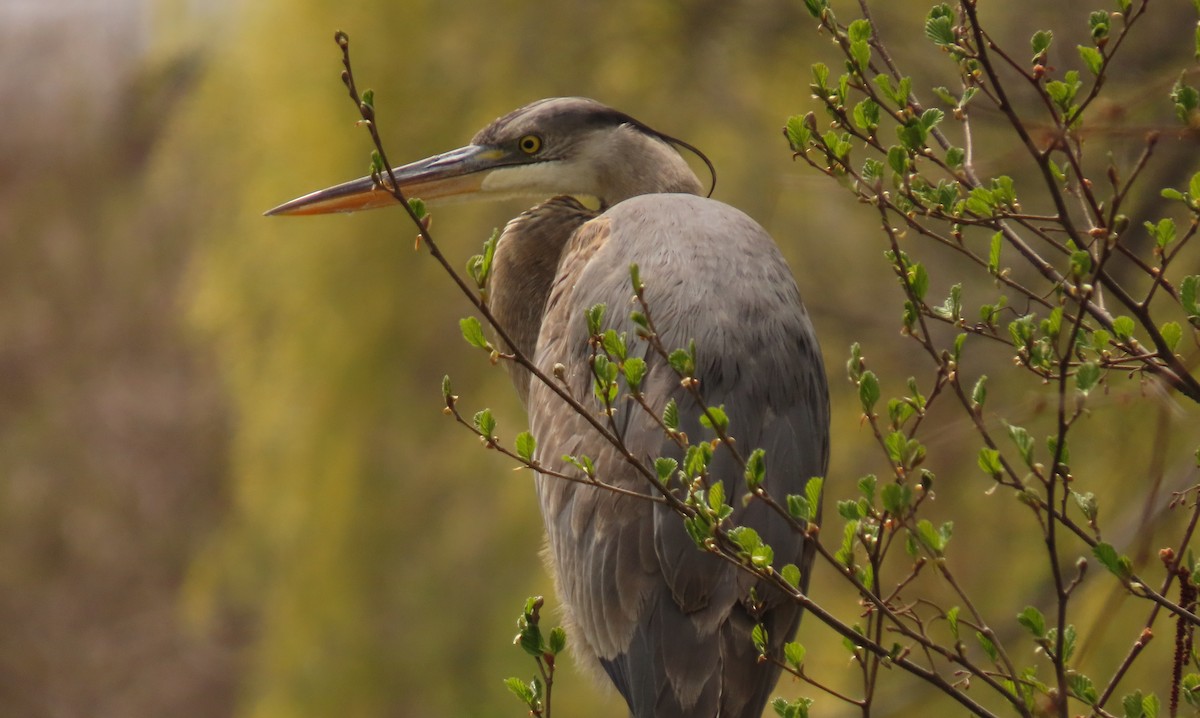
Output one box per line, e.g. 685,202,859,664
589,126,704,206
487,197,596,408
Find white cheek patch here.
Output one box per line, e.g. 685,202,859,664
481,162,598,198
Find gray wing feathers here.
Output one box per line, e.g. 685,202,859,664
529,194,828,717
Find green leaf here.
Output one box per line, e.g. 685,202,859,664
1182,275,1200,317
1161,322,1183,353
907,262,929,300
1061,624,1077,662
465,229,500,291
1146,218,1177,249
897,117,930,150
548,626,566,655
407,196,427,220
1088,10,1110,41
925,13,955,47
751,623,768,655
1069,246,1092,278
473,409,496,438
837,500,863,520
781,563,802,589
1042,306,1063,339
846,342,865,382
517,621,544,657
784,641,806,669
654,457,678,485
668,346,696,377
515,431,536,462
966,186,997,217
699,405,730,434
805,477,823,519
1184,675,1200,708
988,231,1003,274
945,146,965,167
1171,75,1199,125
821,130,853,161
1005,422,1035,466
852,98,880,133
858,370,880,413
835,520,857,567
1008,314,1035,347
971,375,988,408
585,303,606,336
920,108,945,134
441,374,453,402
953,332,966,362
1075,361,1100,394
1046,71,1082,114
684,443,713,478
1093,541,1133,579
978,447,1003,477
503,676,535,705
1123,690,1146,718
946,605,961,640
707,480,726,514
1112,315,1135,341
857,474,877,503
1068,671,1098,706
801,0,828,19
1072,490,1098,522
787,494,813,522
915,518,950,555
848,20,873,69
873,74,912,107
771,696,814,718
460,316,490,349
745,448,767,491
592,355,618,403
1017,606,1046,637
728,525,763,554
811,63,830,93
976,631,999,662
881,482,913,514
601,329,627,360
1078,45,1103,75
1031,29,1053,60
862,157,884,183
784,115,812,152
1144,691,1160,717
623,356,647,391
887,145,908,175
564,453,595,477
663,398,680,430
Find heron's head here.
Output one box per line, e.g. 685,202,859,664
265,97,707,216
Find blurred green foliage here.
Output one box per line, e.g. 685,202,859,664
4,0,1200,716
166,2,835,717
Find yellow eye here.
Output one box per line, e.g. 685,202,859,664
518,134,543,155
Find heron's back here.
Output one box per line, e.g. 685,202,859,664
529,193,829,718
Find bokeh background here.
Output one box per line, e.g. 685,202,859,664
4,0,1200,716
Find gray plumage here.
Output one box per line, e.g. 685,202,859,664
267,97,830,718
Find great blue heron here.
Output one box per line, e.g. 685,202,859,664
267,97,830,718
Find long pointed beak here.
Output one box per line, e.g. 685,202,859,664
264,144,512,216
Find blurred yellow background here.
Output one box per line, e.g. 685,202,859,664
4,0,1200,716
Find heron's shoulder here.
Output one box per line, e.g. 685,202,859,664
599,193,770,247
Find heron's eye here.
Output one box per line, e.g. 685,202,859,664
518,134,543,155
